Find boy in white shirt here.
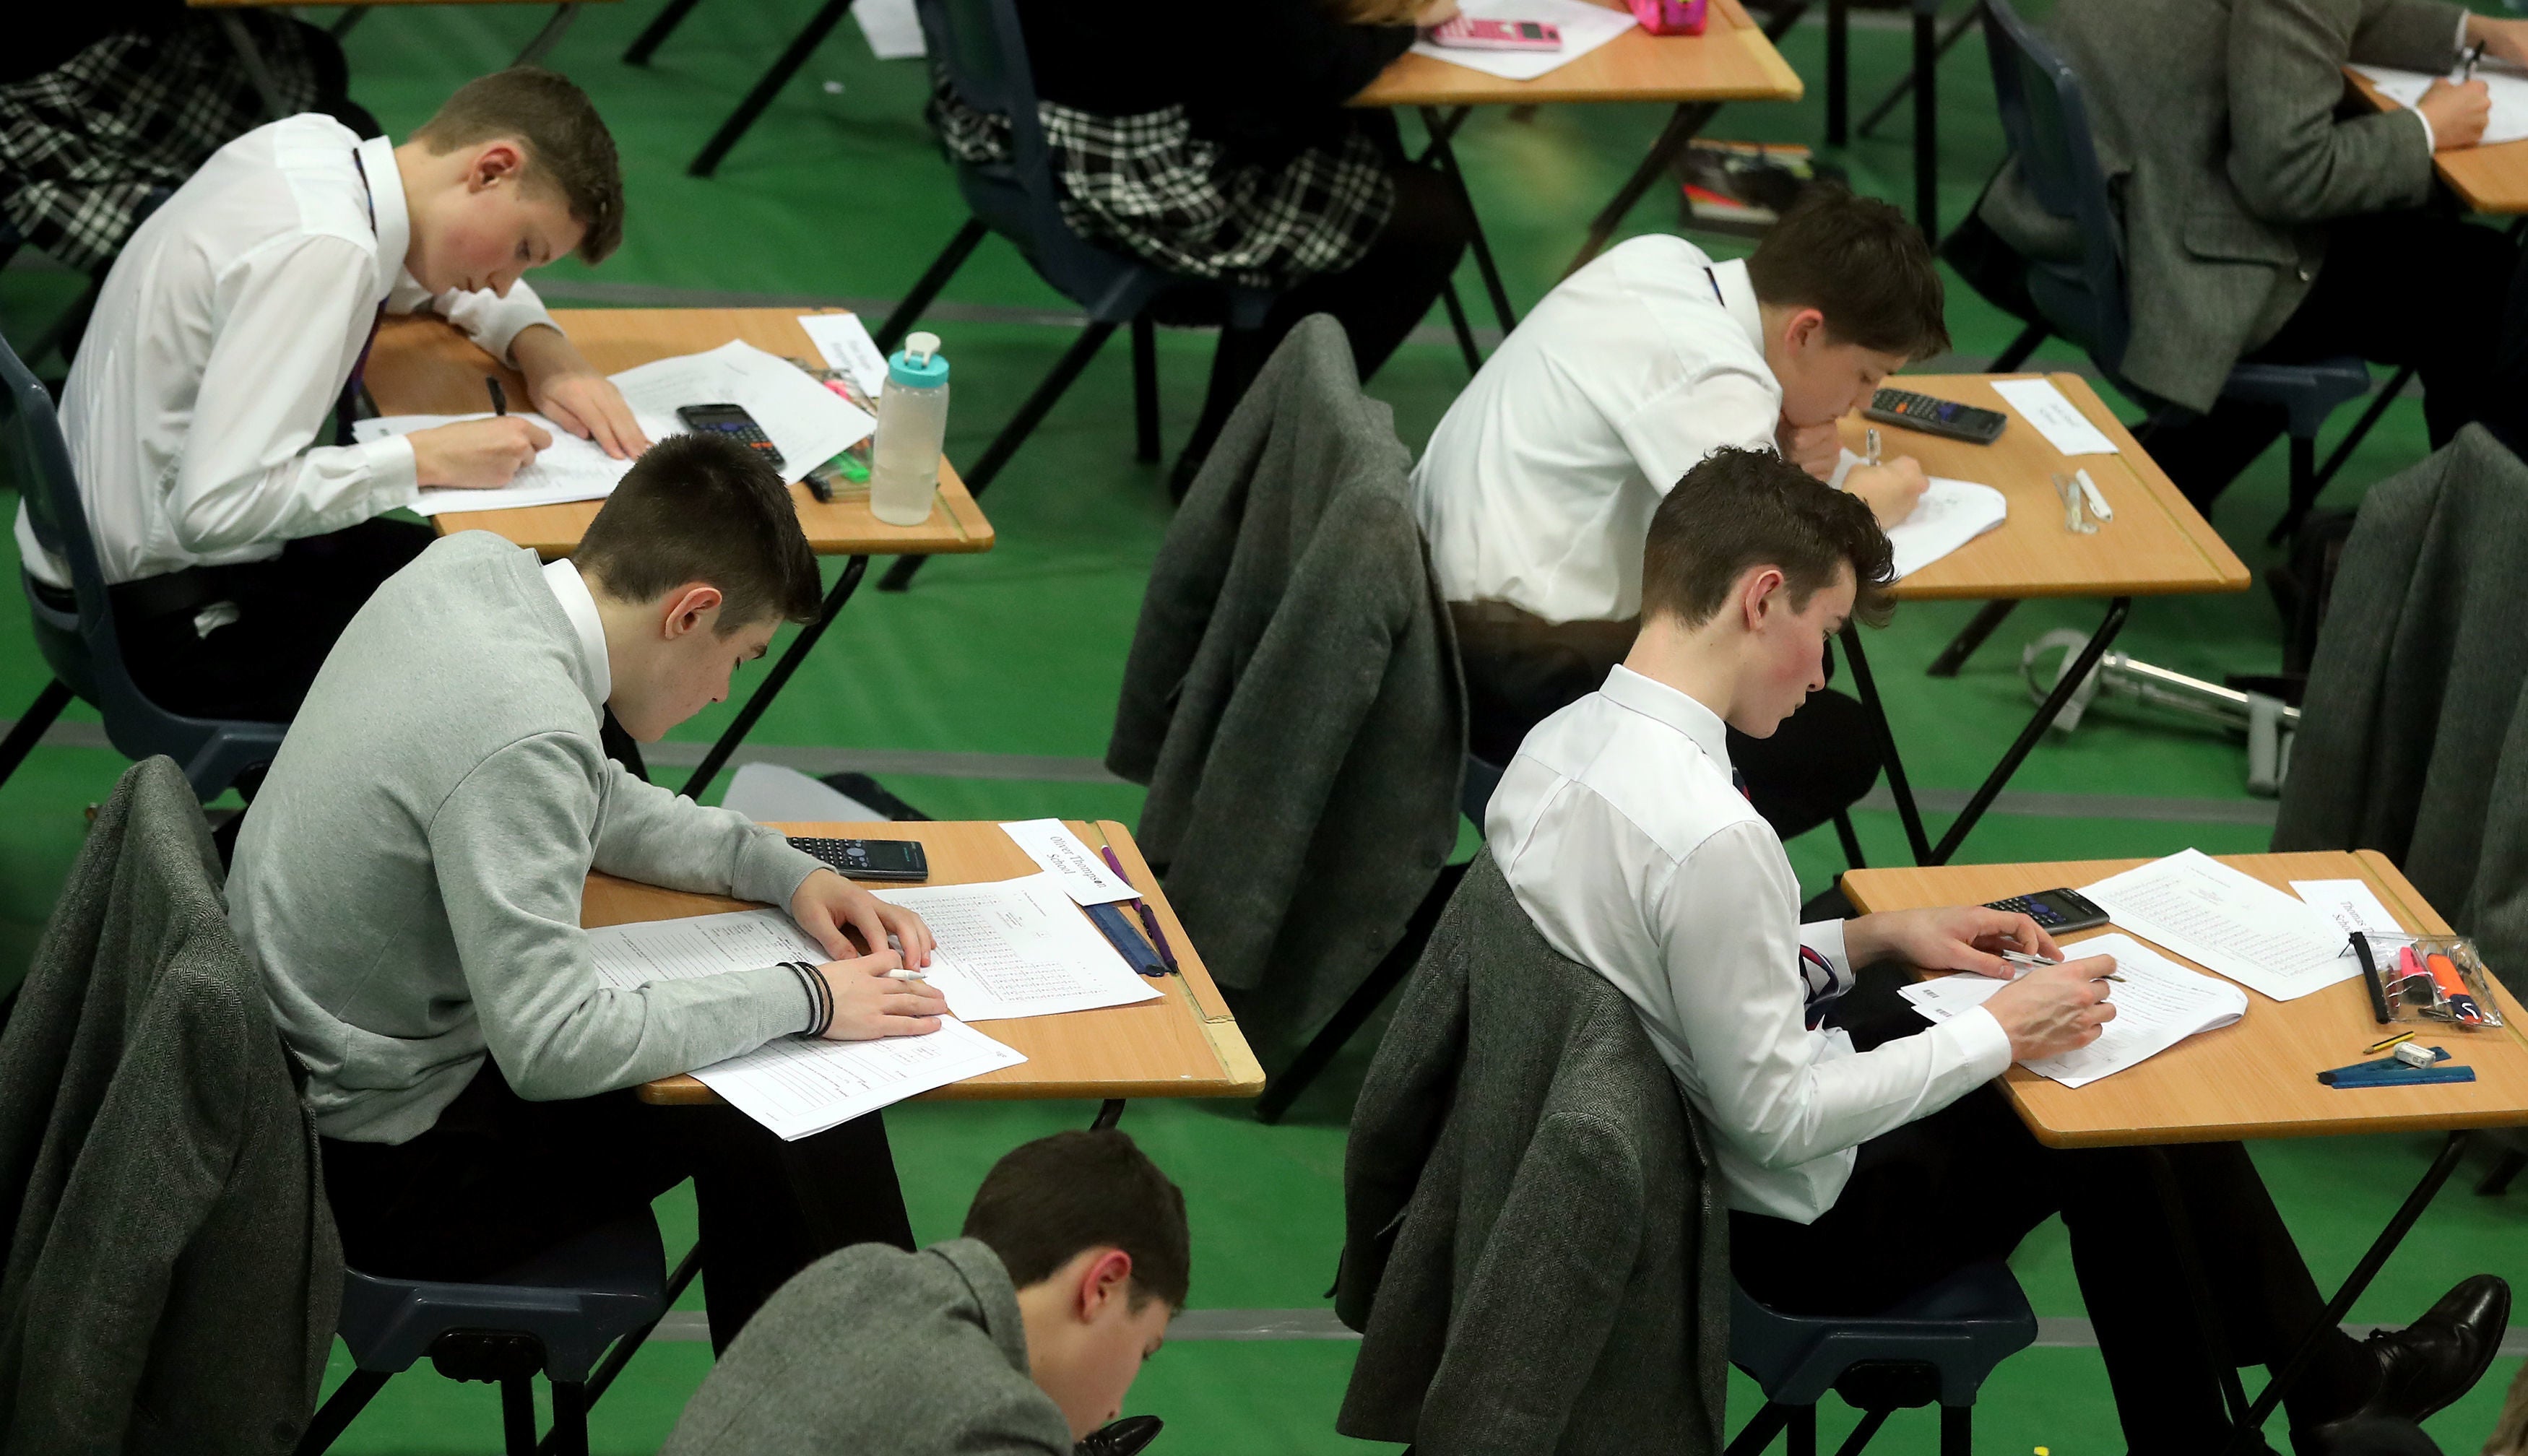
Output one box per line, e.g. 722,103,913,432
17,67,648,730
1414,188,1940,843
1486,446,2511,1453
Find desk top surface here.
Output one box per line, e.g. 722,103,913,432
1843,851,2528,1147
1842,372,2251,602
2347,69,2528,214
593,820,1266,1106
1350,0,1801,108
362,308,992,560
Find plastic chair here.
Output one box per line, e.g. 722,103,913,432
1726,1261,2039,1456
0,332,286,800
1981,0,2374,544
295,1213,678,1456
870,0,1280,592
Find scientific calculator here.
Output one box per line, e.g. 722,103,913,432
1983,888,2111,934
1864,389,2009,445
788,836,929,883
677,402,787,472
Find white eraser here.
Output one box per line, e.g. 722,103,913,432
2393,1041,2436,1068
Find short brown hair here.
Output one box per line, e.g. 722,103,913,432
1746,185,1949,360
1642,446,1896,630
412,68,624,264
575,433,821,630
963,1131,1190,1311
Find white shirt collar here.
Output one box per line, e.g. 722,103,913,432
1706,259,1766,357
540,558,612,711
1600,663,1734,774
355,134,410,306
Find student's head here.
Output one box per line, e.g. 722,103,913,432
398,67,624,296
1640,446,1895,736
963,1130,1190,1440
1747,186,1949,428
573,433,821,740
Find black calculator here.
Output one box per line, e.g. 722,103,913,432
1865,388,2009,445
789,836,928,883
1985,887,2111,934
677,402,787,472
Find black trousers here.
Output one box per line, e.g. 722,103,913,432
320,1058,913,1351
1174,157,1473,490
2147,210,2521,509
1733,1068,2362,1453
1449,602,1882,841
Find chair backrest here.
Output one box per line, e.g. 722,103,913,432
1980,0,2134,372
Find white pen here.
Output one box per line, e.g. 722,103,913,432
884,968,927,982
2076,467,2113,522
1864,425,1883,467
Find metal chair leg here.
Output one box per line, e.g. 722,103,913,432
2269,433,2321,545
1830,1409,1887,1456
547,1381,591,1456
1938,1405,1971,1456
875,218,990,354
293,1369,391,1455
1438,280,1484,374
1788,1405,1818,1456
501,1377,537,1456
1726,1400,1795,1456
1132,317,1160,463
881,321,1120,592
1833,810,1867,870
0,679,72,793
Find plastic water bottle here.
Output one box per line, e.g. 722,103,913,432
870,332,949,526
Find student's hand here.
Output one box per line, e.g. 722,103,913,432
408,417,552,488
813,950,950,1041
790,867,939,971
1844,457,1929,525
513,325,652,460
1981,956,2119,1061
1776,420,1843,480
2419,78,2492,151
2465,14,2528,72
1847,904,2064,979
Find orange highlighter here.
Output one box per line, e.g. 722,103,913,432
2404,945,2486,1026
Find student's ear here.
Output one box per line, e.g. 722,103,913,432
1075,1249,1135,1323
468,141,528,193
658,584,724,640
1778,307,1827,356
1739,566,1787,630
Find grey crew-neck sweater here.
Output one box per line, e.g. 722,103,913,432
230,532,826,1143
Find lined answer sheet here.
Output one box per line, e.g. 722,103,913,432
583,907,1022,1139
2081,849,2358,1002
354,411,676,516
1905,935,2248,1088
873,873,1159,1021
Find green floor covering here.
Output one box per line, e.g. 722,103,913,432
6,1,2527,1450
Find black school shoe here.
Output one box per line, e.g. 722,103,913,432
2355,1275,2511,1424
1078,1415,1163,1456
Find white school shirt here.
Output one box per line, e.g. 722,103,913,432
1486,667,2014,1223
15,116,560,588
541,556,612,711
1410,234,1783,625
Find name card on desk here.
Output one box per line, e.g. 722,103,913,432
1992,378,2120,458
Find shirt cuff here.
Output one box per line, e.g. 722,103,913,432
1944,1004,2018,1080
2415,104,2438,157
441,278,560,366
1798,918,1852,977
365,433,421,510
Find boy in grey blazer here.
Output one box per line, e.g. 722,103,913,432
230,432,950,1344
664,1130,1187,1456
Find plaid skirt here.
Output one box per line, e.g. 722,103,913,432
0,16,327,275
928,74,1395,293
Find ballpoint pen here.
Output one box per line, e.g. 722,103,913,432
2001,947,2124,982
2464,39,2487,82
485,376,508,417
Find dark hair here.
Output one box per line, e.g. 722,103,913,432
411,68,624,264
574,432,821,631
1745,185,1949,360
1642,446,1896,630
962,1130,1190,1311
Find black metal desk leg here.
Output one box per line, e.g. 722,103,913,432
1418,108,1516,338
216,14,290,121
514,4,581,67
1925,596,2130,865
680,555,869,801
1837,625,1934,864
625,0,707,64
1568,100,1721,274
2215,1132,2475,1456
1091,1100,1126,1130
688,0,859,178
1826,0,1850,144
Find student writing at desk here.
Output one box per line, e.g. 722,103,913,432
1969,0,2528,506
1412,189,1937,842
14,68,649,736
1485,447,2511,1454
230,435,948,1348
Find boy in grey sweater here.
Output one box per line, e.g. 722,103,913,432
665,1130,1185,1456
230,431,949,1343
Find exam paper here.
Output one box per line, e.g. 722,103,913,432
852,0,926,58
1835,450,2007,578
1408,0,1637,82
872,873,1160,1021
1000,819,1140,905
354,411,675,516
581,908,1024,1140
1991,378,2119,457
2351,61,2528,147
611,340,875,486
1905,935,2248,1088
798,312,891,397
2081,849,2359,1002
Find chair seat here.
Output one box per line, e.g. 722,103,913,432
335,1213,669,1384
2220,356,2373,441
951,163,1276,330
1731,1261,2038,1408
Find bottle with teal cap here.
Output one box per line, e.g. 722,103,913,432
871,331,949,526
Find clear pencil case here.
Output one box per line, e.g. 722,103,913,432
2352,932,2505,1029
